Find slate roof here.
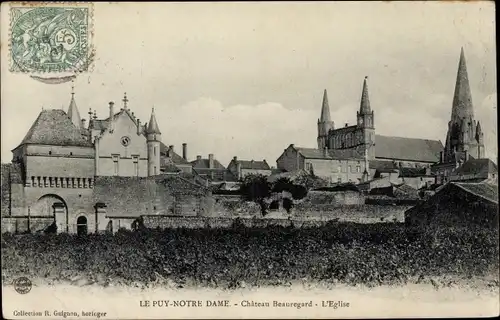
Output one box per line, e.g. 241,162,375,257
160,143,190,165
369,160,398,172
453,182,498,204
400,167,433,178
375,135,443,163
237,160,271,170
452,159,498,177
190,157,226,170
16,109,93,149
296,147,363,160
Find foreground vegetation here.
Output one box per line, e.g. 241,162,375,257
2,222,498,289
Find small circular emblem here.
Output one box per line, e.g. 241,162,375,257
120,136,131,147
14,277,32,294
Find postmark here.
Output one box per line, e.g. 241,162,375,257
13,277,32,294
9,2,94,74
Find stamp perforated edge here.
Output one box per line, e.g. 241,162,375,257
7,2,95,74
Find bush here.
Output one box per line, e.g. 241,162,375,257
1,224,498,289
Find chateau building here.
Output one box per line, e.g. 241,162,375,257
1,90,211,234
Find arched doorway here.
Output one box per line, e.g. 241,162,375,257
76,216,88,236
32,194,68,233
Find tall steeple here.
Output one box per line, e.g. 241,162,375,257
359,76,371,114
67,82,82,128
443,47,485,163
146,107,162,176
317,89,335,149
320,89,332,122
451,47,474,121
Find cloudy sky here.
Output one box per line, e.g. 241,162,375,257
1,2,497,166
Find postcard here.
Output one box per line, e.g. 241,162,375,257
1,1,498,319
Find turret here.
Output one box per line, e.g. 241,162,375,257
67,83,82,128
146,107,161,176
317,89,335,149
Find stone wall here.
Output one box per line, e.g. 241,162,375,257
2,216,54,233
291,205,409,223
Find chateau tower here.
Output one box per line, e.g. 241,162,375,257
67,83,82,129
443,48,485,162
356,77,375,159
146,107,162,176
317,89,335,149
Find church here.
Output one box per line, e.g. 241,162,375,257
1,90,214,235
277,48,485,184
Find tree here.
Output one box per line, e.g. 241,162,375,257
239,174,272,216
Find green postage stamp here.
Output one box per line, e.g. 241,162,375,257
9,3,94,73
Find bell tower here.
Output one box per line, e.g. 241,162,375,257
317,89,335,149
356,77,375,159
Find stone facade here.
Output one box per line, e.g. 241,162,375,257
1,92,206,234
227,157,272,179
276,144,367,184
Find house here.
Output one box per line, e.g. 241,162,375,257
227,157,272,179
190,154,238,184
276,144,367,184
405,181,498,229
399,167,435,190
449,158,497,183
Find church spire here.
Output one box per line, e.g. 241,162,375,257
146,107,161,134
320,89,332,122
451,47,474,121
359,76,371,114
67,82,82,128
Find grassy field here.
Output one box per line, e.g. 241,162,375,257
2,222,499,290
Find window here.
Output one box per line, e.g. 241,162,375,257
337,177,342,183
337,166,341,173
154,146,157,156
112,155,119,176
348,165,352,173
133,156,139,176
306,163,312,171
154,166,157,175
356,166,361,173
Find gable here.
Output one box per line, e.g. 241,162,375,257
97,112,147,158
375,135,443,163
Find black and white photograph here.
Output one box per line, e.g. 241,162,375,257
1,2,498,319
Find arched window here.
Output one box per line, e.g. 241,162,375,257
76,216,87,236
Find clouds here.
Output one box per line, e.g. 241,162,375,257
0,2,497,164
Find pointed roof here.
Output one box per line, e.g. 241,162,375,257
476,121,483,137
146,108,161,134
319,89,332,122
359,76,371,114
67,86,82,128
451,47,474,121
15,109,92,149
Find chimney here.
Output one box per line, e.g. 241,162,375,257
81,119,86,128
233,156,237,162
169,145,174,152
345,123,348,127
137,119,141,135
209,154,214,169
108,102,115,132
196,155,202,161
323,146,328,157
182,143,187,160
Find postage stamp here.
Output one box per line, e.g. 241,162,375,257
9,2,94,73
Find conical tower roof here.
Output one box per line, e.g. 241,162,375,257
146,108,161,134
319,89,331,122
451,47,474,121
67,86,82,128
359,76,371,114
